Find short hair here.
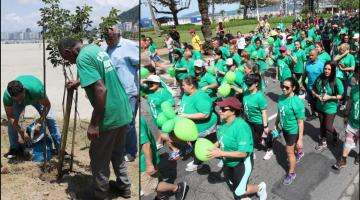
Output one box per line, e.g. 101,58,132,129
183,76,198,89
7,80,24,97
58,38,81,55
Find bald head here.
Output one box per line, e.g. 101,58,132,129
309,49,318,61
105,25,121,48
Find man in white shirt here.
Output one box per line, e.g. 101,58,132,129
236,31,246,55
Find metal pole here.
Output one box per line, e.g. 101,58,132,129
42,19,47,172
256,0,259,21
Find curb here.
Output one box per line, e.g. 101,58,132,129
339,172,359,200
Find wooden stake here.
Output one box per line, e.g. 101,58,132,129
70,88,78,171
57,89,74,179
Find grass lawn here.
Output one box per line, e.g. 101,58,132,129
142,22,292,49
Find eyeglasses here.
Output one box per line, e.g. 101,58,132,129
280,84,290,90
220,107,232,112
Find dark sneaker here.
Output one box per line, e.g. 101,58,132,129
23,148,33,161
183,144,193,156
4,149,18,159
332,159,347,170
109,180,131,199
283,173,296,185
175,182,187,200
355,154,359,165
77,188,110,200
332,132,339,145
306,114,317,121
315,142,327,152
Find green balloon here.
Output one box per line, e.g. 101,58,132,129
174,117,198,141
218,83,231,97
267,37,274,45
163,108,176,119
140,68,150,79
156,112,168,127
162,119,175,133
161,101,173,112
207,66,216,75
194,138,214,161
250,51,258,59
167,67,176,77
225,72,236,84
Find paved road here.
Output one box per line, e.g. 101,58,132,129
140,63,359,200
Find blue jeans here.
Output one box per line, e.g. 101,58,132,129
8,102,62,150
341,79,351,105
125,95,138,156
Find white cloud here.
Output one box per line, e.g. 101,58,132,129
4,13,23,23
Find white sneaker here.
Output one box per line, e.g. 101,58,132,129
339,105,346,111
257,182,267,200
185,162,202,172
124,154,135,162
140,189,144,196
253,152,256,160
186,160,194,167
263,150,274,160
217,160,223,168
156,142,163,150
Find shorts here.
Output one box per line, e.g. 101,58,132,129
283,131,299,146
247,121,264,144
345,124,359,149
223,154,254,197
150,55,161,62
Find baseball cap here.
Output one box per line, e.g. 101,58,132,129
216,97,242,110
226,58,234,66
287,35,294,39
279,46,287,51
144,75,161,83
194,59,205,67
353,33,359,39
189,29,196,33
270,30,277,36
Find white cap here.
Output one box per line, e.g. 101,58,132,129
144,75,161,83
194,59,205,67
353,33,359,39
226,58,234,66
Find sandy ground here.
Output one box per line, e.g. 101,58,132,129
1,43,139,200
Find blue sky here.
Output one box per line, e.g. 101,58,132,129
1,0,139,32
141,1,241,19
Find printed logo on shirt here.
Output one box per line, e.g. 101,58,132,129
280,105,286,128
354,100,359,120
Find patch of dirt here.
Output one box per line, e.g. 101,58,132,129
1,118,139,200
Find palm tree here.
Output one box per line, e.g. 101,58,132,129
220,9,226,21
198,0,213,54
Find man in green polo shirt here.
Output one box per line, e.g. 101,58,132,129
3,75,63,159
58,37,133,199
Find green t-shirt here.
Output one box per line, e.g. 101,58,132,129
149,43,157,54
174,57,189,80
232,53,242,67
304,44,315,57
318,51,331,65
218,117,253,167
255,48,267,73
301,39,307,49
349,85,359,129
276,55,293,83
314,34,321,43
192,50,204,60
186,59,195,77
147,88,175,126
329,32,342,46
178,90,218,133
3,75,44,107
337,54,355,80
286,43,295,52
350,43,359,64
220,46,231,60
314,78,344,114
243,90,267,124
140,116,160,173
274,38,283,48
76,44,132,131
244,44,255,54
294,49,306,73
215,59,227,83
198,72,218,101
308,27,317,39
277,94,305,134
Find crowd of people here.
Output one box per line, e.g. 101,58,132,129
140,11,359,200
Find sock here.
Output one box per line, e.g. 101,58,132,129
290,172,296,176
342,156,347,161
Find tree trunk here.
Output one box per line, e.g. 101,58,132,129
243,5,248,19
198,0,212,55
170,1,179,25
211,0,215,22
148,0,161,36
172,11,179,25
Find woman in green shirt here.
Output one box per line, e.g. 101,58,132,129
173,49,190,96
193,60,218,102
214,49,227,84
254,38,268,77
316,42,331,64
293,41,307,82
178,76,218,172
146,37,164,70
208,97,267,200
312,61,344,151
274,77,305,185
243,74,273,160
144,75,180,160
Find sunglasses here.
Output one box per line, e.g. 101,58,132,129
280,84,290,90
220,107,232,112
146,82,157,86
280,50,286,53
